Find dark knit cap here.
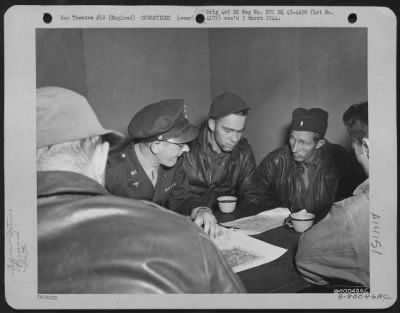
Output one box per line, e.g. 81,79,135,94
209,93,250,119
291,108,329,136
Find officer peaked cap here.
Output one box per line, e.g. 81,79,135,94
128,99,198,144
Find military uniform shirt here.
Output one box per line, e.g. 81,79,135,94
134,144,159,187
106,144,204,215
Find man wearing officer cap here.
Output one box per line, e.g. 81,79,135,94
106,99,220,237
37,87,244,293
183,93,261,215
257,107,357,220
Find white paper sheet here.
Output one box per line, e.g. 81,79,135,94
221,207,291,235
212,228,287,273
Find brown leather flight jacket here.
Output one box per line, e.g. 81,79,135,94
257,143,361,221
183,124,261,212
38,171,245,293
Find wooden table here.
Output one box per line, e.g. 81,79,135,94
215,208,311,293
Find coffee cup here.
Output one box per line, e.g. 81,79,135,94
288,211,315,232
217,196,238,213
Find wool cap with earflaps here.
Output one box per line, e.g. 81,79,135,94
209,93,250,119
36,86,125,150
291,107,329,136
128,99,199,144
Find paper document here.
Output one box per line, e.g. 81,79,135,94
212,228,287,273
221,207,291,235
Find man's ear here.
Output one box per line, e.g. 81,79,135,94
208,118,216,132
150,141,161,155
361,138,369,159
315,138,326,150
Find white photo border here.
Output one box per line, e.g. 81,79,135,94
4,5,397,310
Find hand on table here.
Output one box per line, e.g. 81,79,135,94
191,207,222,239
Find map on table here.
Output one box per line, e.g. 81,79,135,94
212,228,287,273
220,207,291,235
220,247,263,268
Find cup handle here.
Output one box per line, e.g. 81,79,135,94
284,216,293,228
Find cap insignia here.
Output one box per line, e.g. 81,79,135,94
300,120,304,127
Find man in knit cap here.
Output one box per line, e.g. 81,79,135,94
183,92,261,217
257,107,356,221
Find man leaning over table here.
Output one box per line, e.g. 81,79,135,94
183,92,261,215
296,102,369,288
106,99,220,237
257,107,357,221
37,86,245,293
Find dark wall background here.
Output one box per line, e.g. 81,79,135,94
208,28,367,161
82,29,211,130
37,29,87,97
36,28,367,163
36,28,211,131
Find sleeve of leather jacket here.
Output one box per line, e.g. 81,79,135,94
167,158,208,216
295,193,369,287
236,145,262,212
198,232,246,293
256,154,284,210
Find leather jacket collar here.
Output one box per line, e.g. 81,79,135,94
195,123,212,153
37,171,108,197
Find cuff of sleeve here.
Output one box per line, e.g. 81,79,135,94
191,206,213,218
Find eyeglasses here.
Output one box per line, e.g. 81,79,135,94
165,140,186,149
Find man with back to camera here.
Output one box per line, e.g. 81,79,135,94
183,92,261,216
296,102,369,288
106,99,220,237
257,107,357,221
37,86,245,293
